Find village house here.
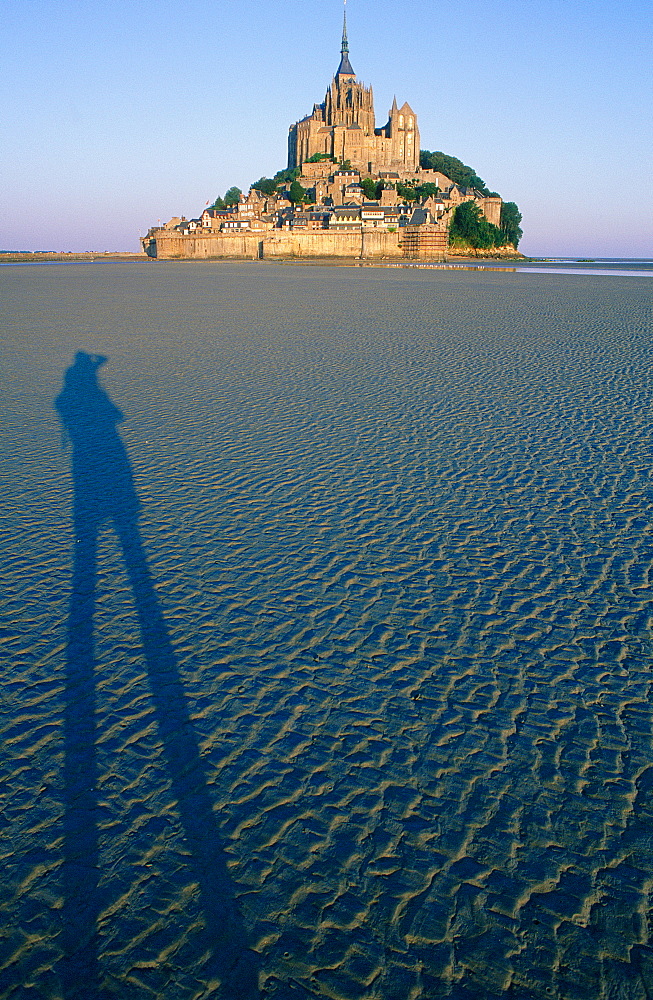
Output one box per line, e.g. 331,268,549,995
328,205,362,231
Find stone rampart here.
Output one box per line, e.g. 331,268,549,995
262,230,403,258
147,228,433,261
151,232,262,260
262,232,362,258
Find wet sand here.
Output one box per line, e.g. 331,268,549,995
1,261,652,998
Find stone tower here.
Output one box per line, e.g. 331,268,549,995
288,10,420,175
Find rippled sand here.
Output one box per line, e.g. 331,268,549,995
1,262,653,999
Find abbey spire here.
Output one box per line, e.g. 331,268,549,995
336,1,355,77
287,5,420,173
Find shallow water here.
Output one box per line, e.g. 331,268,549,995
515,267,653,277
2,262,653,999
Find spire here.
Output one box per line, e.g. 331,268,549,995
336,0,355,77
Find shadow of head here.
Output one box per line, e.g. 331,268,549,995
55,352,140,526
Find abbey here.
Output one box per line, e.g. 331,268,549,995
288,12,420,175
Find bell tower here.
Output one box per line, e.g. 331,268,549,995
287,3,419,174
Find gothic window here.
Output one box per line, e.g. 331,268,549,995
408,116,414,129
398,115,404,128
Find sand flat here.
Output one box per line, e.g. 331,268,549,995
1,261,652,998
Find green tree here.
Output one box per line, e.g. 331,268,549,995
288,179,307,204
415,182,440,200
360,177,379,200
273,167,300,185
420,150,489,195
396,182,418,203
210,196,225,210
306,152,333,163
449,201,503,249
223,186,242,206
251,177,277,196
500,201,523,247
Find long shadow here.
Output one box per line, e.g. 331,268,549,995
55,352,259,999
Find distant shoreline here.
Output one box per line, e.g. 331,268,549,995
2,251,650,271
0,251,151,263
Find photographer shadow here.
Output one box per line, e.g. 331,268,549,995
55,352,259,999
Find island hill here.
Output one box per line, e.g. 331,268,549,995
143,14,522,262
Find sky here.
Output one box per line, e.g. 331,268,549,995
2,0,652,257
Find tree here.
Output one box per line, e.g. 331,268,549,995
415,182,440,200
210,196,225,210
273,167,299,185
251,177,277,196
420,150,489,195
288,179,307,204
449,201,503,249
500,201,523,247
224,186,242,206
360,177,379,200
396,182,418,203
306,152,333,163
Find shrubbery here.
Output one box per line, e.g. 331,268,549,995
449,201,504,249
250,168,300,197
361,177,383,200
250,177,277,196
500,202,523,247
396,181,418,203
288,179,308,204
420,150,489,195
209,186,242,209
449,200,522,249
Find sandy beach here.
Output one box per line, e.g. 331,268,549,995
1,261,652,999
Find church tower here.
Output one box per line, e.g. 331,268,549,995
288,8,419,175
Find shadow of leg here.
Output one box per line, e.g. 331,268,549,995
115,517,260,998
60,519,105,1000
55,355,259,996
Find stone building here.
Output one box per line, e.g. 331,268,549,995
288,10,420,175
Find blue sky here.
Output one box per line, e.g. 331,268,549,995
2,0,651,256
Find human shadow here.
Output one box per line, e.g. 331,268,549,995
55,352,259,999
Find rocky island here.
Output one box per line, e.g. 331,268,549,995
143,11,522,262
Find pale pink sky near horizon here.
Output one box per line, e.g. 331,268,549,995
2,0,652,257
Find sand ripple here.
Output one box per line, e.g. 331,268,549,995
1,262,653,997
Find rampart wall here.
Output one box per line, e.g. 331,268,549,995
262,230,404,258
148,228,446,261
150,233,262,259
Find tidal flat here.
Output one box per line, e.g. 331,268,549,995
1,261,652,999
